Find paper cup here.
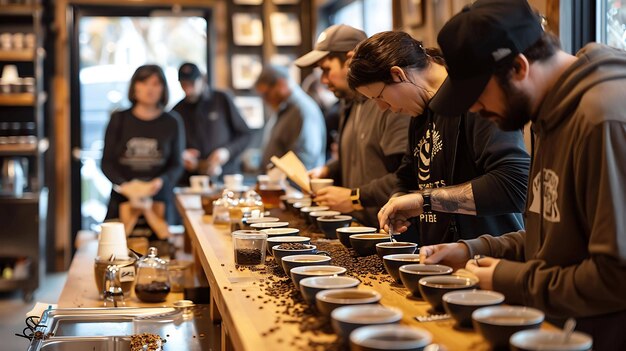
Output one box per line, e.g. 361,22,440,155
224,174,243,189
190,175,210,190
310,178,333,193
99,222,127,244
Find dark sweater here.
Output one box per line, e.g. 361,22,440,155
395,109,530,245
172,89,252,177
101,109,184,219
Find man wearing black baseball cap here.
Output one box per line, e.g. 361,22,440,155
172,62,251,182
295,25,411,229
418,0,626,347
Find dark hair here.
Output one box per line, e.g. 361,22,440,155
494,31,561,85
347,31,444,90
255,64,290,87
326,52,349,65
128,64,169,107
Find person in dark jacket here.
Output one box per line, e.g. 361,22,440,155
348,31,530,245
172,63,251,182
101,64,184,231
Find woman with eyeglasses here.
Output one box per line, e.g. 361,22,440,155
347,31,530,246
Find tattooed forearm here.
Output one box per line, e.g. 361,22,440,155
430,182,476,215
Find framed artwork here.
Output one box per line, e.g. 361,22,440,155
233,0,263,4
232,54,263,90
233,96,265,129
270,54,300,84
232,13,263,46
401,0,425,28
269,12,301,46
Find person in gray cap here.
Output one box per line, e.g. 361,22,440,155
401,0,626,348
295,24,411,229
172,62,251,181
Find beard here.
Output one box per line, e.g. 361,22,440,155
480,78,532,131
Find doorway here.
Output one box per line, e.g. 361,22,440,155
69,5,212,237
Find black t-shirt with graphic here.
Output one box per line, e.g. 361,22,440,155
395,109,529,246
101,108,184,220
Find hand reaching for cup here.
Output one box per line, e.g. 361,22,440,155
207,148,230,176
182,148,200,171
313,186,353,213
465,256,500,290
419,242,471,270
377,194,424,234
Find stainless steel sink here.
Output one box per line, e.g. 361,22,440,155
39,337,130,351
27,306,211,351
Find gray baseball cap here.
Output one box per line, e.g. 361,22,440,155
294,24,366,68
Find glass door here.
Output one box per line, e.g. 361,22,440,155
70,6,210,233
598,0,626,49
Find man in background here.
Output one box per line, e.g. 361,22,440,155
172,63,251,182
295,24,410,228
254,64,326,171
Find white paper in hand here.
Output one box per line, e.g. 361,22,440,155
270,151,311,193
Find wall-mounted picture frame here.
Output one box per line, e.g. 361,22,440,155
270,54,300,84
233,0,263,4
233,96,265,129
232,12,264,46
401,0,425,28
269,12,301,46
231,54,263,90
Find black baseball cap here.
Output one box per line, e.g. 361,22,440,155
294,24,366,68
429,0,543,116
178,62,202,81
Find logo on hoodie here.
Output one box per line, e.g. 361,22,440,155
528,169,561,223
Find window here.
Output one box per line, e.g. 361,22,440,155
322,0,392,36
599,0,626,49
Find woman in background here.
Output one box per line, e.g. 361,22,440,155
101,64,184,244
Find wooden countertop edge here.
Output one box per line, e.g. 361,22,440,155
176,195,268,350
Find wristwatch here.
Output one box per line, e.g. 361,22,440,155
422,190,432,212
350,188,364,211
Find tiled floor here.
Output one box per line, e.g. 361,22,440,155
0,272,67,351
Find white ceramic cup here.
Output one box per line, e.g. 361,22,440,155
0,33,11,50
310,178,333,193
12,33,24,50
190,175,210,190
224,174,244,189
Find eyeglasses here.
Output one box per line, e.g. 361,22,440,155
374,83,388,100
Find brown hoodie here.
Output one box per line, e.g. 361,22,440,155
463,43,626,348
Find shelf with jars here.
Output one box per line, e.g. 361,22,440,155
0,0,46,302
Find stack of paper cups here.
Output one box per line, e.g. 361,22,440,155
97,222,129,260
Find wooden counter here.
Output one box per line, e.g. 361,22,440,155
57,231,184,308
175,193,556,351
